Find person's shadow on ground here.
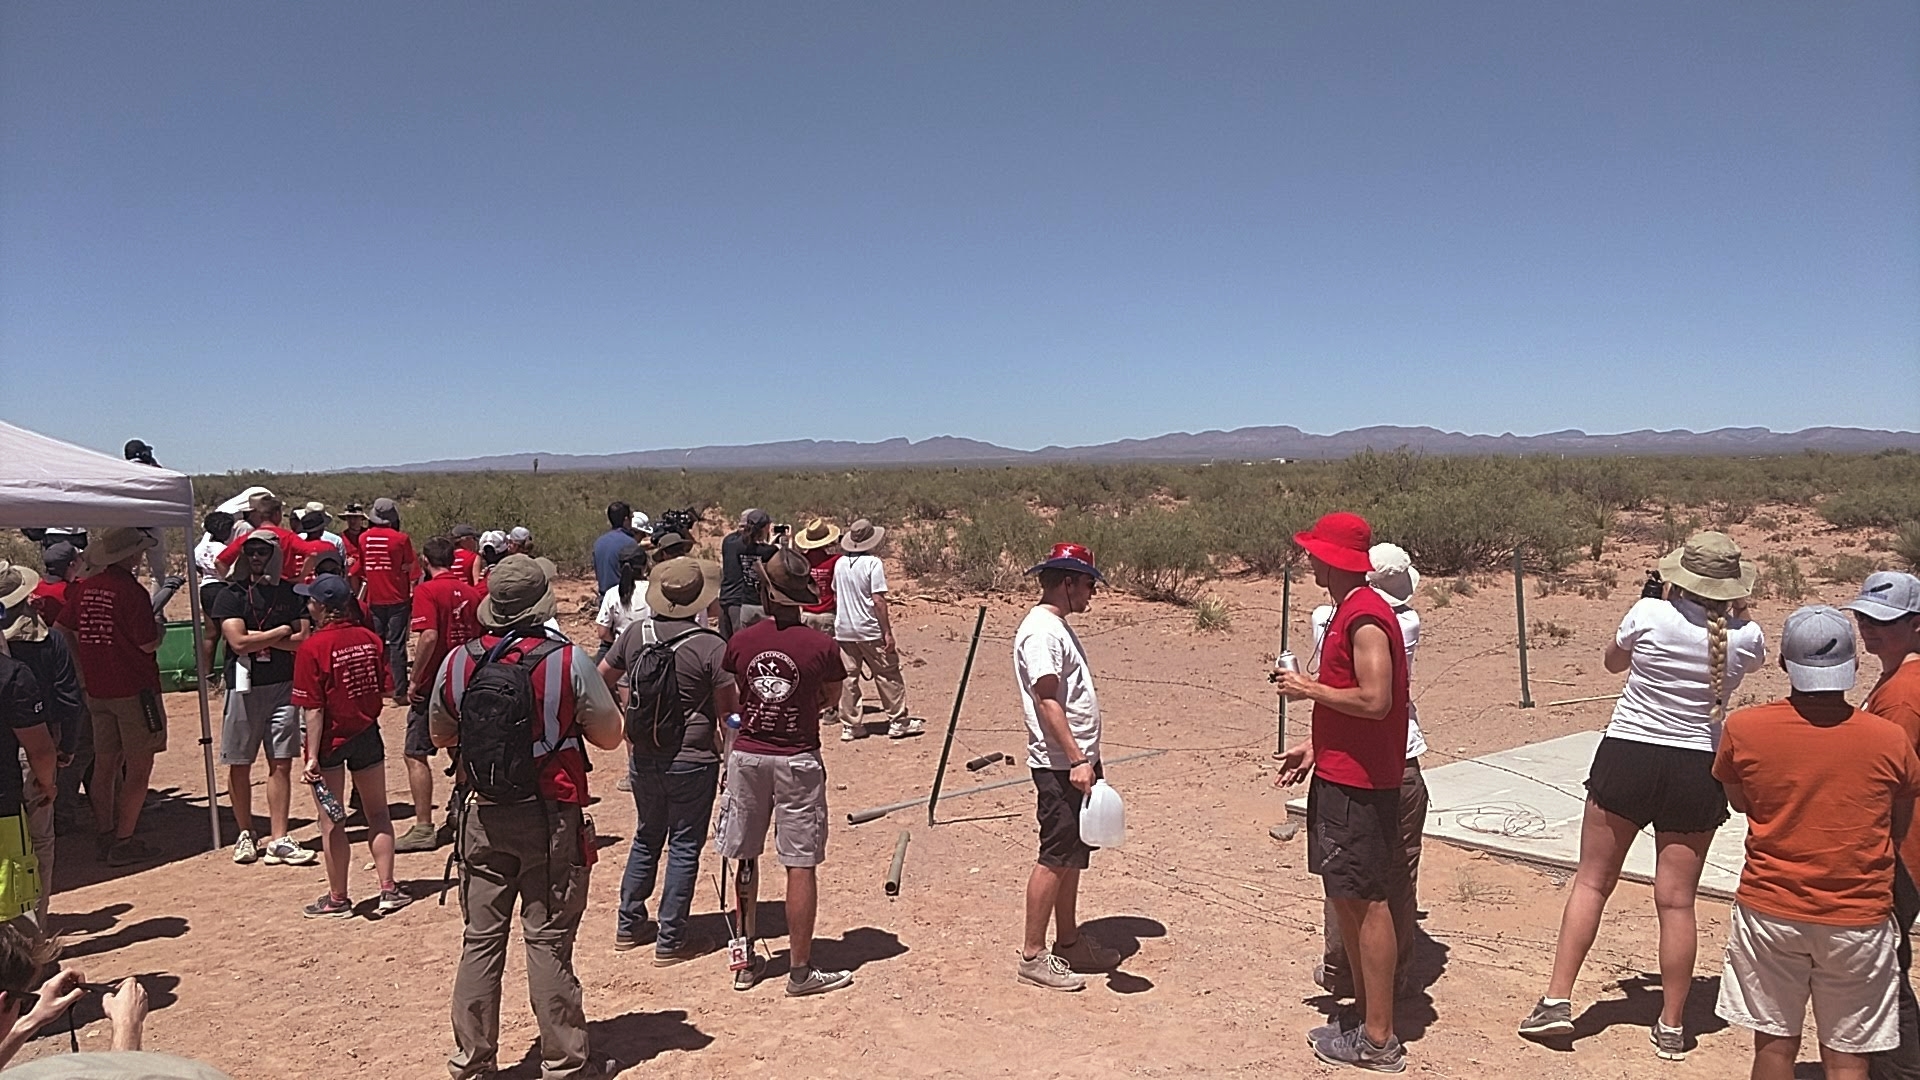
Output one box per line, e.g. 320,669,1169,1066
1081,914,1165,994
1303,925,1449,1042
495,1009,713,1077
53,787,215,892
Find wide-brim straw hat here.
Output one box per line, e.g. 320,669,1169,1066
82,528,157,573
477,554,558,629
0,562,39,613
1659,531,1756,603
840,518,886,553
647,557,723,619
793,517,841,551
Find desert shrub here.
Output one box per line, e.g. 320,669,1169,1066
1057,507,1218,605
1821,487,1920,530
950,499,1050,593
1193,595,1233,632
1816,552,1881,584
1897,523,1920,572
897,528,952,579
1757,554,1808,602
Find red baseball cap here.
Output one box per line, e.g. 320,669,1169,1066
1026,542,1106,583
1293,512,1374,574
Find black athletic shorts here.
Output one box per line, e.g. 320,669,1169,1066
319,723,386,774
1033,762,1104,870
404,700,437,759
1584,735,1728,834
1307,774,1401,902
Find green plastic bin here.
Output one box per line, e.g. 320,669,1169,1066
157,620,222,693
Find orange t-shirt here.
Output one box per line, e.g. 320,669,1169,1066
1713,698,1920,926
1866,659,1920,875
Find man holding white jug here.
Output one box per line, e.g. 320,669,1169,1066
1014,543,1121,992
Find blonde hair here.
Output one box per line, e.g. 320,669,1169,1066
1680,587,1733,726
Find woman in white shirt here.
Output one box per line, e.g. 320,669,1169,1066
1522,532,1766,1060
595,544,653,659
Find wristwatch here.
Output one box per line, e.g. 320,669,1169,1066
1066,758,1089,769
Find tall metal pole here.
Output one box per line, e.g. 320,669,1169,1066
928,605,988,825
1514,545,1535,709
1276,559,1293,756
184,517,222,851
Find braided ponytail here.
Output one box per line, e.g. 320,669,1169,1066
1703,598,1730,726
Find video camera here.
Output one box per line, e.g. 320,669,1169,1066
657,507,700,536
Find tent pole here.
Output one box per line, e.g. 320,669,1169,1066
184,519,220,854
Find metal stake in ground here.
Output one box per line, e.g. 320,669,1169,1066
1269,557,1300,842
927,604,988,825
1514,545,1535,709
885,830,910,896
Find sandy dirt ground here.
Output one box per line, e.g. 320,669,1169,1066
9,508,1902,1077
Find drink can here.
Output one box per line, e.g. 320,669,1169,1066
1277,651,1299,674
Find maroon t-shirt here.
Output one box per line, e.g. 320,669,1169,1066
55,566,160,699
723,618,846,755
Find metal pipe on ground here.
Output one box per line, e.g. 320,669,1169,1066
965,752,1004,771
849,749,1168,825
885,830,910,896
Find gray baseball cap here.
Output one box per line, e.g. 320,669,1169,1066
1842,571,1920,623
1781,604,1857,693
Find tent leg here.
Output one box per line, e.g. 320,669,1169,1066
185,523,220,854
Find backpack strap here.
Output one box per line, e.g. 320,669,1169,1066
518,637,577,759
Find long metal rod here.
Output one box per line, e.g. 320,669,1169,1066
183,516,221,853
927,605,987,825
1276,561,1292,756
850,748,1166,825
1514,545,1535,709
884,830,910,895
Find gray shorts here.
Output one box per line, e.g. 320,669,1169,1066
219,681,303,765
716,750,827,868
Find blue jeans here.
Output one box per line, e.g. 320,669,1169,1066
618,758,719,949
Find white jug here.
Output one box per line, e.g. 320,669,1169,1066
1078,779,1126,849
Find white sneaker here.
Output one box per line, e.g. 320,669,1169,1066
232,831,257,864
840,725,856,743
888,717,923,739
263,836,317,866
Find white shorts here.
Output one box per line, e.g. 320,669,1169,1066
1715,902,1901,1054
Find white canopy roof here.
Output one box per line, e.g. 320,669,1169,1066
0,420,195,528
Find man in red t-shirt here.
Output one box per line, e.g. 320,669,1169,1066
290,574,405,919
718,547,851,996
212,494,335,583
53,529,169,867
448,524,482,585
1276,512,1410,1072
356,498,418,705
27,543,78,627
394,537,481,853
427,554,622,1078
792,518,841,636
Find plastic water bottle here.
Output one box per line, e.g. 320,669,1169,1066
1079,779,1126,849
232,657,252,695
310,778,347,824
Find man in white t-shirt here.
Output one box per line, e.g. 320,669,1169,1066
1310,543,1430,1001
1014,543,1121,992
832,519,914,740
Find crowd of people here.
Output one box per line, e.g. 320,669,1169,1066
1,481,1918,1077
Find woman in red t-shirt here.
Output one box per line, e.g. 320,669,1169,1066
290,574,409,919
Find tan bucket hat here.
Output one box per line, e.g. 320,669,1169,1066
647,557,722,619
792,518,841,551
762,548,820,608
840,518,886,554
1658,531,1756,603
83,527,157,573
477,554,558,629
0,562,48,642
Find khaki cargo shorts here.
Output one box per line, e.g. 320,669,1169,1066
88,694,167,758
716,750,827,868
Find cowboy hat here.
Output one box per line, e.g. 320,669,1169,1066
477,554,558,629
1025,542,1106,583
648,557,723,619
1293,512,1373,574
840,518,886,554
1658,531,1756,603
82,528,157,573
793,518,841,551
761,548,819,608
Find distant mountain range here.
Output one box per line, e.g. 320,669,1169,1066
377,425,1920,472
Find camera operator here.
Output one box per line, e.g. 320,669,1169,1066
719,510,778,639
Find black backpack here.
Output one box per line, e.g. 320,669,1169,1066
458,632,568,803
623,621,722,755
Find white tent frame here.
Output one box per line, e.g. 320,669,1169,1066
0,421,220,853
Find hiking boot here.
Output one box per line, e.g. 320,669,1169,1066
653,942,701,967
1017,951,1087,992
393,822,440,853
376,886,414,915
1518,998,1575,1037
785,967,853,997
1053,934,1120,973
887,717,924,739
1313,1026,1407,1073
732,954,763,992
1651,1020,1687,1061
232,831,258,865
303,893,353,919
262,836,318,866
105,837,158,867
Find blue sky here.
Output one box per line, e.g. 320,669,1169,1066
3,3,1915,473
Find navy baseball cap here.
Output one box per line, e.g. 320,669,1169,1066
295,574,353,607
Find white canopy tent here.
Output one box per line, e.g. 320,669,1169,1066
0,420,221,852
